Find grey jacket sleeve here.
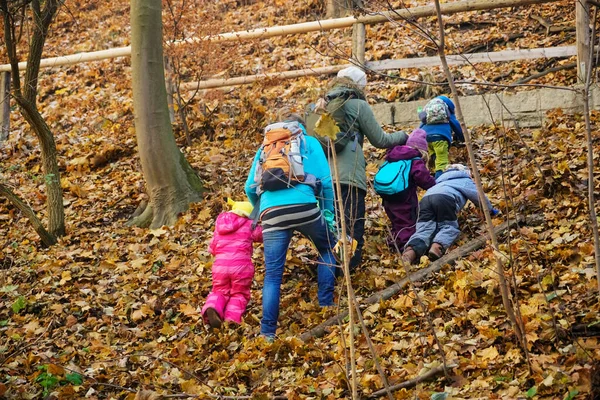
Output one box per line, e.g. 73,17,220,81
354,100,408,148
462,179,493,211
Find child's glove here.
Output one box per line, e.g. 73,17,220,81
490,208,501,217
322,209,336,233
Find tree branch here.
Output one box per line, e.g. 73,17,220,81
368,364,457,398
300,215,543,342
515,62,577,84
432,0,528,353
0,181,56,246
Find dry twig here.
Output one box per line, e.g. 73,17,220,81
369,363,458,398
300,215,543,341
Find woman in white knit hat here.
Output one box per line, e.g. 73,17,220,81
317,66,408,271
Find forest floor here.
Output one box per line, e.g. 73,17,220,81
1,0,600,399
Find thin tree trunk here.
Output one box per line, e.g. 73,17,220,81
582,4,600,295
432,0,526,350
13,93,65,237
0,182,57,246
329,148,358,399
128,0,204,229
0,72,9,141
1,0,65,238
326,0,351,18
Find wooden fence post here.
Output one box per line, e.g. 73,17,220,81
352,23,366,65
576,0,591,83
351,0,366,66
164,57,176,124
0,71,10,141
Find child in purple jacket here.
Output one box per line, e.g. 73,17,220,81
380,129,436,250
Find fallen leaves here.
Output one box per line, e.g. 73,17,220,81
0,0,598,399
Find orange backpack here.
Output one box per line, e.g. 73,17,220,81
255,121,305,192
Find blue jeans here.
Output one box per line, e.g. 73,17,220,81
261,216,337,338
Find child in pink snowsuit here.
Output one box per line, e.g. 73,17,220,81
201,200,262,328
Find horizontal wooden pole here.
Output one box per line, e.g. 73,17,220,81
181,0,556,44
179,64,352,91
0,47,132,73
0,0,559,72
370,45,577,71
182,46,576,91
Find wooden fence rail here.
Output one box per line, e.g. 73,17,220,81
181,46,577,91
0,0,558,73
0,0,580,134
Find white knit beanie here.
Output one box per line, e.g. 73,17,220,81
445,163,471,176
337,66,367,89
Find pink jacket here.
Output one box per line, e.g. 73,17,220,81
208,212,262,267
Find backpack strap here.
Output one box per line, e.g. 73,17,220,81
249,195,261,230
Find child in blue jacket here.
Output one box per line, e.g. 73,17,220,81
402,164,499,264
419,95,465,178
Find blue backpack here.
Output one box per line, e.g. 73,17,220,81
374,159,415,196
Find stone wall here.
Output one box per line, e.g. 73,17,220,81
371,86,596,129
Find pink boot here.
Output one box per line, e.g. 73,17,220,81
202,293,227,328
223,296,248,324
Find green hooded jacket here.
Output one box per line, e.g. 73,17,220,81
325,81,408,192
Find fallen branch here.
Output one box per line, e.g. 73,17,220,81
0,319,54,366
463,33,524,54
300,214,543,341
162,394,287,399
491,68,514,82
571,323,600,338
0,182,57,246
529,14,553,35
529,14,575,35
368,364,457,398
515,62,576,84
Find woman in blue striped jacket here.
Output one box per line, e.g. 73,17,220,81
245,115,337,341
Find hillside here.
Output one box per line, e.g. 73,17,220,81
1,0,599,399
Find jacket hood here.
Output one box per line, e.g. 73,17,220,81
386,145,421,162
327,78,366,101
437,95,456,113
436,169,471,183
215,212,248,235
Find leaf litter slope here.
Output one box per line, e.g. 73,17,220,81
0,0,598,398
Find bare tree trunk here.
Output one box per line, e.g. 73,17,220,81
12,94,65,236
432,0,526,350
0,72,9,141
0,182,56,246
1,0,65,238
581,4,600,295
128,0,204,229
329,148,358,399
326,0,351,18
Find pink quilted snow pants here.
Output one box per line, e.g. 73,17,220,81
202,264,255,324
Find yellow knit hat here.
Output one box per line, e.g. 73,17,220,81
227,198,253,218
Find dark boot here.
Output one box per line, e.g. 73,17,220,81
402,247,418,265
205,308,222,329
428,242,444,261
